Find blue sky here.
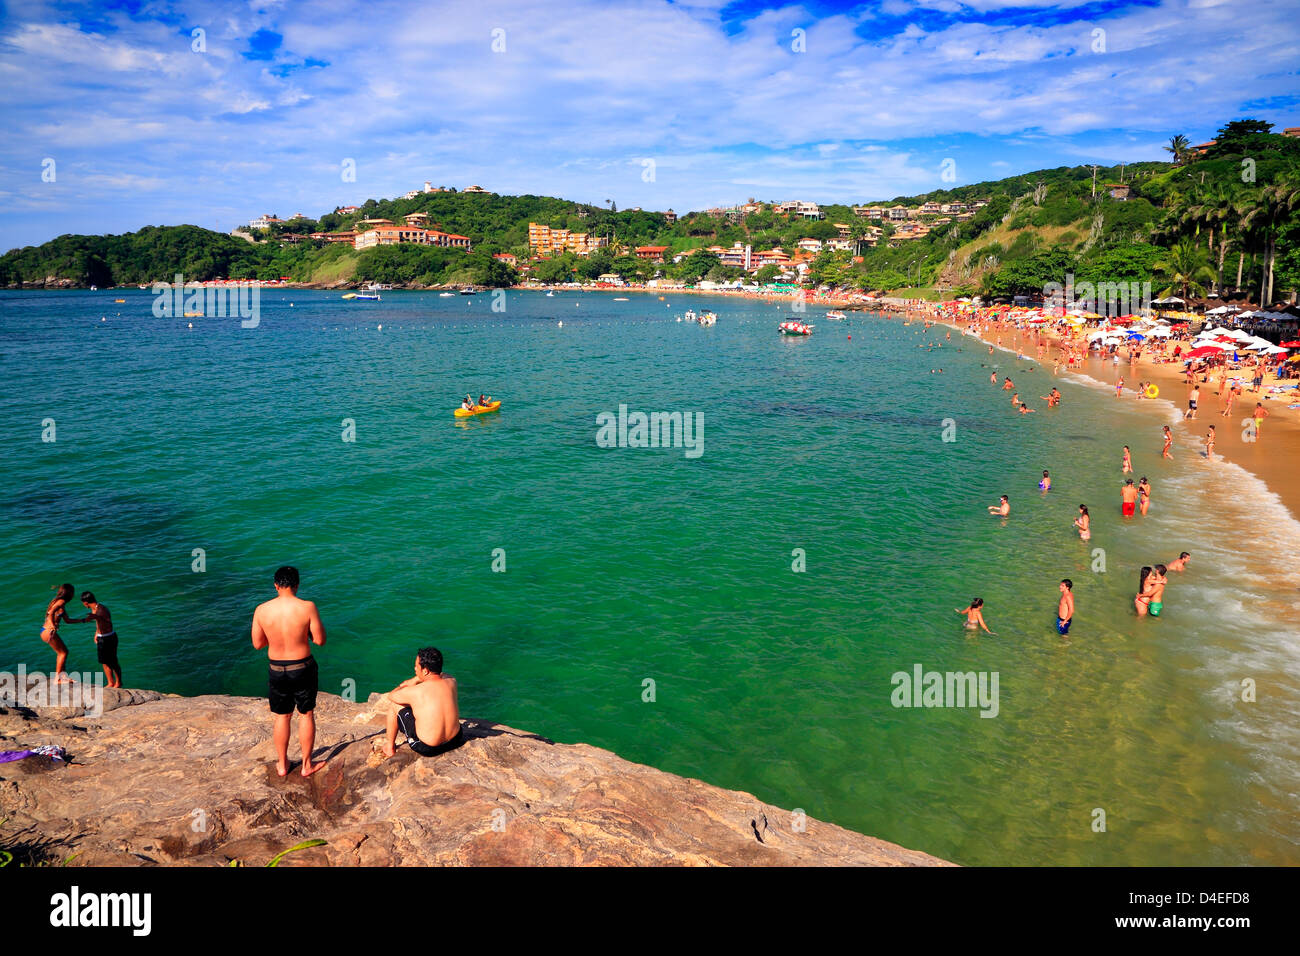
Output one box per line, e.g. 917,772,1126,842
1,0,1297,249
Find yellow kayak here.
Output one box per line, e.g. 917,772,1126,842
454,400,501,418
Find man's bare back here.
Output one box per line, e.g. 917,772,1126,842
397,674,460,746
251,593,324,660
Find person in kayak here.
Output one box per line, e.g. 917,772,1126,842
478,394,491,408
462,395,475,412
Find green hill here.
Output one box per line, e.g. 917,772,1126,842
3,118,1297,301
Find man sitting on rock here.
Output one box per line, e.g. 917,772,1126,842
382,647,464,758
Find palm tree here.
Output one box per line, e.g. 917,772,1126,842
1165,135,1191,165
1241,177,1299,305
1154,239,1216,301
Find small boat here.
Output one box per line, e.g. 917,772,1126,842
343,292,380,300
439,292,456,297
545,290,555,297
779,319,813,336
613,297,629,301
826,310,846,320
453,400,502,418
683,310,697,323
114,298,125,303
460,287,477,295
89,285,98,291
184,311,204,318
364,282,392,291
698,310,717,326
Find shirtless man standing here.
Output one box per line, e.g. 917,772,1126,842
1056,580,1074,636
382,647,464,758
1121,479,1138,518
66,591,121,688
251,566,327,777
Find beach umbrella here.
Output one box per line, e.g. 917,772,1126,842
1127,332,1145,340
1262,345,1289,355
1280,340,1300,347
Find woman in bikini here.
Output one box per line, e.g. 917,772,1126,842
1074,504,1091,541
954,598,994,634
41,583,75,683
1135,566,1155,617
1162,425,1173,459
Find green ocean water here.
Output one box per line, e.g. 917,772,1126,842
2,288,1298,865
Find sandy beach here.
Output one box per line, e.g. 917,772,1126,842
912,307,1300,521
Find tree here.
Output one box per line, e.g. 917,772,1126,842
1216,119,1274,142
1241,177,1300,304
1165,135,1190,165
755,264,781,283
1153,239,1216,301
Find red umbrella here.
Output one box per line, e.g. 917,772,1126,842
1186,346,1222,358
1280,339,1300,347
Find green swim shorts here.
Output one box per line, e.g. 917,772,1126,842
1149,602,1162,617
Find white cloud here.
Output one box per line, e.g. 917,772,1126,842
1,0,1298,247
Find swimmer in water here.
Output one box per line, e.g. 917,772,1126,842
990,371,997,384
1056,579,1074,636
1018,403,1035,414
1121,479,1138,518
987,495,1010,517
1039,470,1051,491
1074,504,1091,541
1167,551,1191,572
1122,446,1132,474
1002,377,1014,391
1138,476,1151,516
1162,425,1173,459
1135,566,1154,617
955,598,994,634
1147,565,1168,617
1205,425,1216,461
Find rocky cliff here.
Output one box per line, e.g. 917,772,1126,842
0,685,950,866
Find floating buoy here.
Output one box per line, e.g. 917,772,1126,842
378,324,383,331
848,335,852,340
101,317,106,321
188,322,193,329
558,321,563,327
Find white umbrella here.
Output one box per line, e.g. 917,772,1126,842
1197,341,1233,350
1245,337,1275,350
1262,345,1289,355
1145,326,1173,337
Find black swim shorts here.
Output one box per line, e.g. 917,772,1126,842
268,656,318,715
96,632,120,668
396,706,465,757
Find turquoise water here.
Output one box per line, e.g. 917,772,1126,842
3,288,1298,865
